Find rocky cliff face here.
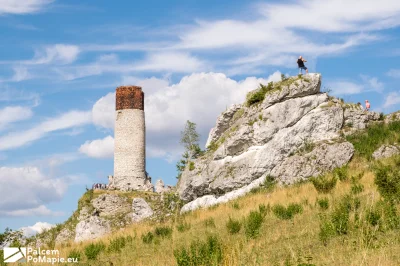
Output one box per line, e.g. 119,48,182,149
178,74,381,211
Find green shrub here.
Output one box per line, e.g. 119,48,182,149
333,165,349,181
0,250,4,266
246,82,273,106
174,235,223,266
346,121,400,159
351,184,364,195
177,222,191,232
189,161,195,171
317,198,329,210
67,249,81,261
259,204,270,217
374,163,400,202
226,217,242,234
84,242,105,260
154,226,173,238
232,202,240,209
108,236,127,253
376,200,400,230
204,218,216,228
311,175,337,193
244,211,264,238
319,218,336,246
262,175,277,192
272,203,303,220
142,232,154,244
366,210,381,227
379,112,385,121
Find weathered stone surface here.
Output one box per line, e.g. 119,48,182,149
91,194,130,216
181,174,268,213
78,206,92,221
132,198,154,222
271,142,354,184
372,145,400,160
55,228,74,245
75,216,111,242
178,74,385,212
154,179,173,194
206,104,243,148
385,111,400,123
178,95,343,201
343,106,381,135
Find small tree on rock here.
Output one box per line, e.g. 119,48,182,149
176,120,202,179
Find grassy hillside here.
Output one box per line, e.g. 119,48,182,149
18,121,400,266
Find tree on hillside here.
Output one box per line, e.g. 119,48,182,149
176,120,203,179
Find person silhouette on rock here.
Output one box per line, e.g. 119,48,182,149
365,100,371,111
297,56,308,75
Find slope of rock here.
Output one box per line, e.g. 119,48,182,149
178,74,381,210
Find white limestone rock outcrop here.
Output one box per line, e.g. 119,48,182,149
75,216,111,242
372,145,400,160
155,179,174,194
206,104,243,148
271,142,354,184
132,198,154,222
55,228,74,245
178,74,380,208
91,194,130,216
343,104,381,135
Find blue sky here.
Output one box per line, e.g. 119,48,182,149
0,0,400,234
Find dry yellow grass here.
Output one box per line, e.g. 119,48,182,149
26,158,400,266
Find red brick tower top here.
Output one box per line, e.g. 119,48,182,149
116,86,144,111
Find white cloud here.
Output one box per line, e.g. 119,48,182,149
0,87,40,104
27,44,80,65
387,69,400,78
0,110,92,151
0,106,33,130
92,92,115,129
259,0,400,32
121,76,169,95
90,72,281,159
328,81,364,95
11,66,31,82
79,135,114,159
20,222,54,237
0,0,53,15
384,92,400,108
0,167,67,214
360,75,384,92
4,205,64,217
328,75,384,96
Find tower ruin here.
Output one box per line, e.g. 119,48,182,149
113,86,152,191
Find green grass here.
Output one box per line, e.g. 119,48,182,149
346,121,400,159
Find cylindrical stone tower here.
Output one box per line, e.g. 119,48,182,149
114,86,152,191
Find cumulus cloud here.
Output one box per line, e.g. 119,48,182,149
92,93,115,129
0,0,53,15
79,135,114,159
121,76,169,95
0,110,91,151
0,167,67,215
20,222,55,237
0,106,33,130
88,72,281,160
